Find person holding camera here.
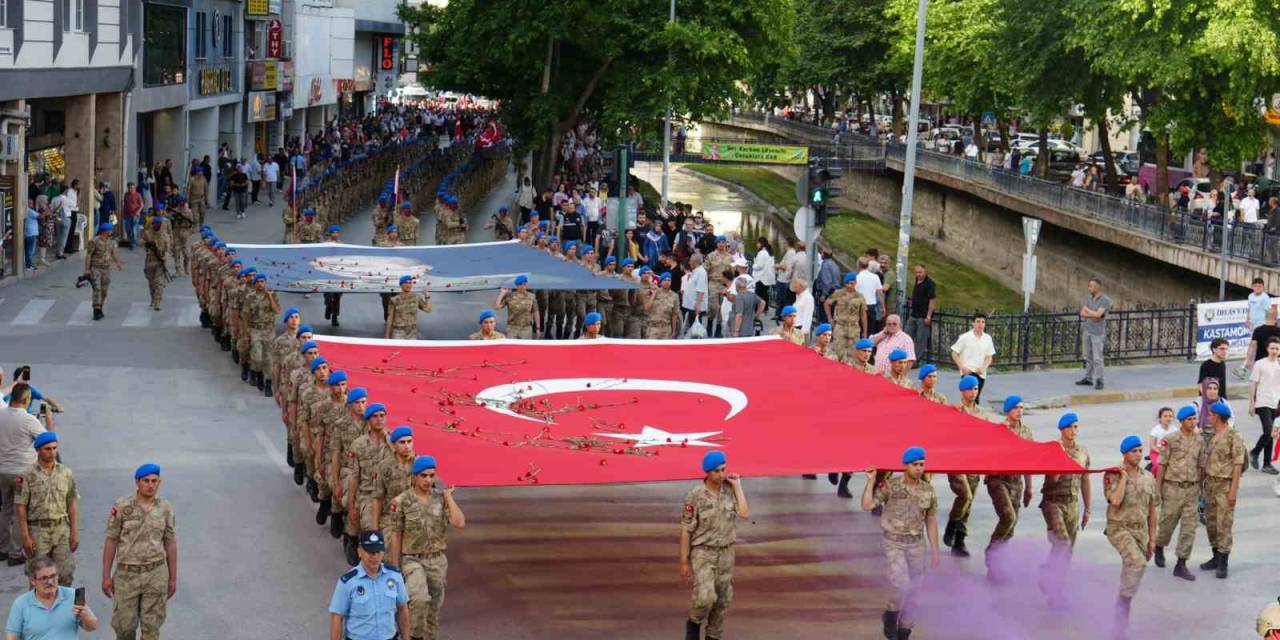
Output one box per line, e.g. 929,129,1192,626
4,557,98,639
0,384,48,566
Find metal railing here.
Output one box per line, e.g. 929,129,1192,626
921,306,1196,370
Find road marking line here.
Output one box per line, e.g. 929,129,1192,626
254,429,292,475
12,298,55,325
67,301,93,326
162,303,202,327
121,302,152,327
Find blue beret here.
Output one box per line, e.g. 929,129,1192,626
536,232,546,240
478,309,496,323
296,324,314,338
327,224,341,234
387,225,398,234
902,446,926,464
282,307,300,321
346,388,367,404
582,246,593,255
99,222,114,233
889,348,909,362
412,456,437,474
215,242,227,249
499,205,508,212
843,272,857,285
702,450,727,473
33,432,57,449
622,258,635,267
584,312,602,326
309,357,328,372
300,340,319,353
1210,401,1232,419
605,256,617,266
548,235,559,243
958,374,979,390
715,235,727,243
364,403,387,420
399,275,414,285
134,463,161,480
637,266,651,275
1004,395,1024,414
1057,412,1079,429
389,426,413,442
856,338,874,350
514,275,529,286
781,305,797,317
151,216,163,225
327,370,348,385
154,202,166,210
252,273,267,283
229,260,243,269
238,267,253,278
815,323,833,335
660,272,672,281
1176,405,1197,421
917,364,937,380
1120,435,1143,454
564,240,578,251
401,201,412,209
303,209,314,217
200,224,212,231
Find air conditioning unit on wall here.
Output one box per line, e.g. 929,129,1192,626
0,134,20,162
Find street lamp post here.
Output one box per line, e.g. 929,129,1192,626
894,0,929,318
660,0,675,209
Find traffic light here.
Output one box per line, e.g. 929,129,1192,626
808,164,842,226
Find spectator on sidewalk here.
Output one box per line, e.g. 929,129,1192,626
791,278,815,336
1076,278,1112,390
813,250,840,325
121,183,143,250
1247,337,1280,474
1247,308,1280,379
872,314,916,375
751,238,776,311
23,199,38,272
4,557,99,637
262,156,280,207
246,155,262,205
906,265,937,363
774,241,796,316
681,254,708,335
1148,406,1175,476
950,312,996,402
855,258,884,335
1200,338,1230,401
0,384,47,566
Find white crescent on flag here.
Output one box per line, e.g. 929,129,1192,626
474,378,748,424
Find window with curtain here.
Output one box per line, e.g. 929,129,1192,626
195,11,206,60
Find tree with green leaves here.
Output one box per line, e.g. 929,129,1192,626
401,0,790,186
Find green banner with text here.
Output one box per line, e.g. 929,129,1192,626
701,143,809,165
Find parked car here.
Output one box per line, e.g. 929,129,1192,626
1174,177,1214,213
1088,151,1141,184
928,127,963,153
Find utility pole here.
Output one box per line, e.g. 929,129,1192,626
1218,182,1233,301
894,0,929,318
660,0,675,208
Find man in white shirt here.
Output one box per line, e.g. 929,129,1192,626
580,189,602,244
1240,188,1261,226
854,259,884,334
790,239,811,285
246,155,263,205
774,245,796,317
791,278,815,335
262,157,280,206
0,384,47,564
681,254,709,335
950,312,997,401
50,191,71,260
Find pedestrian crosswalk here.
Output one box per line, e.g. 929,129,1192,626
0,297,205,329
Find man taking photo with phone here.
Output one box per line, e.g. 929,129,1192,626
3,557,98,638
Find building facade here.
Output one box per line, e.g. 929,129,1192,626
339,0,402,116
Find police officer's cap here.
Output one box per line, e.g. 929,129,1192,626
358,530,386,553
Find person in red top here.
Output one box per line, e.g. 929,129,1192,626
121,183,144,250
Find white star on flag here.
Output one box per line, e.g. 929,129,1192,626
593,426,723,448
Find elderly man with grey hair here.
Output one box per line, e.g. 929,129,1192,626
731,275,764,337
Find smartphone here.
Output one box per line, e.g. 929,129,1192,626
74,587,85,606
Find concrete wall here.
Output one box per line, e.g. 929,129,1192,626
837,168,1230,309
94,92,125,192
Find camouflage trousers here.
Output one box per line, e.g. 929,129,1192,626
1203,476,1236,553
608,305,629,339
706,286,724,336
1105,522,1148,598
832,325,860,362
236,320,252,362
91,268,111,308
1039,496,1079,597
390,326,419,340
25,521,74,586
295,417,313,477
946,474,981,534
625,311,644,339
111,562,168,640
171,229,192,275
986,476,1024,544
688,545,734,638
507,325,534,340
355,494,380,532
1156,480,1199,559
404,552,448,640
882,534,926,628
144,261,166,307
310,431,330,500
249,327,272,373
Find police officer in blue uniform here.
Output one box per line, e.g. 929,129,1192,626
329,530,409,640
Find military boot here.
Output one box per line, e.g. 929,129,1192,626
293,463,305,486
343,535,359,566
685,619,701,640
316,498,331,525
93,307,104,321
256,372,266,392
221,334,232,351
200,310,211,328
836,473,854,498
943,520,956,548
1173,558,1196,581
951,532,971,557
897,628,912,640
827,472,839,485
241,364,250,381
1200,550,1220,571
232,346,240,363
329,511,344,539
882,610,899,639
286,443,295,467
264,378,273,398
1216,553,1229,579
1112,595,1132,640
306,477,320,502
1153,546,1165,568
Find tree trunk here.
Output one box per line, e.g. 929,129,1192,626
891,89,904,138
1037,128,1049,178
996,113,1011,152
1156,134,1169,207
972,111,984,163
1096,112,1119,194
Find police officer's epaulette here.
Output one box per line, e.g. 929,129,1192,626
340,568,359,583
382,563,401,574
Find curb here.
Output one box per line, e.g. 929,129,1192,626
1025,385,1204,410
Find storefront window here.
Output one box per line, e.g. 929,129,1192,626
144,3,187,86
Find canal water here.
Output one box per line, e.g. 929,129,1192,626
633,161,795,253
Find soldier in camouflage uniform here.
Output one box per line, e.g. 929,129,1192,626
470,309,506,340
331,387,369,546
681,451,749,640
1199,401,1245,579
1104,436,1157,639
140,215,171,310
496,276,539,339
270,309,303,402
811,323,840,361
298,209,323,244
247,274,281,393
372,196,391,245
231,268,257,381
862,446,939,640
826,274,869,361
387,454,466,640
772,305,806,345
281,201,298,243
169,195,195,276
298,356,333,502
944,375,991,557
346,403,395,562
1039,412,1093,598
396,202,420,245
312,370,350,530
373,426,416,522
436,195,467,245
704,237,734,337
917,365,947,404
1153,405,1202,581
103,464,177,640
83,222,123,321
645,272,682,340
984,395,1035,583
578,312,604,339
385,275,432,340
282,335,316,472
14,432,78,586
884,350,915,389
850,338,877,374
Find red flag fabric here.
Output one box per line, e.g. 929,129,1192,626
313,336,1086,487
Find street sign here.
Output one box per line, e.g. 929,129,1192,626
1022,216,1041,254
1021,253,1037,312
793,206,821,244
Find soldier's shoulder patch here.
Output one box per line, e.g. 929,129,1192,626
109,505,117,518
348,450,356,458
14,475,21,485
340,568,359,583
683,503,694,513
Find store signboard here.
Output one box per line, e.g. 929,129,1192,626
248,91,278,123
246,0,268,16
249,60,279,91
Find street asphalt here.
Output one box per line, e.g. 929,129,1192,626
0,162,1274,639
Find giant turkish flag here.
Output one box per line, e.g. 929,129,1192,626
313,336,1085,487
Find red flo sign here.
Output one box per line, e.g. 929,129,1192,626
267,19,283,58
380,36,395,71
